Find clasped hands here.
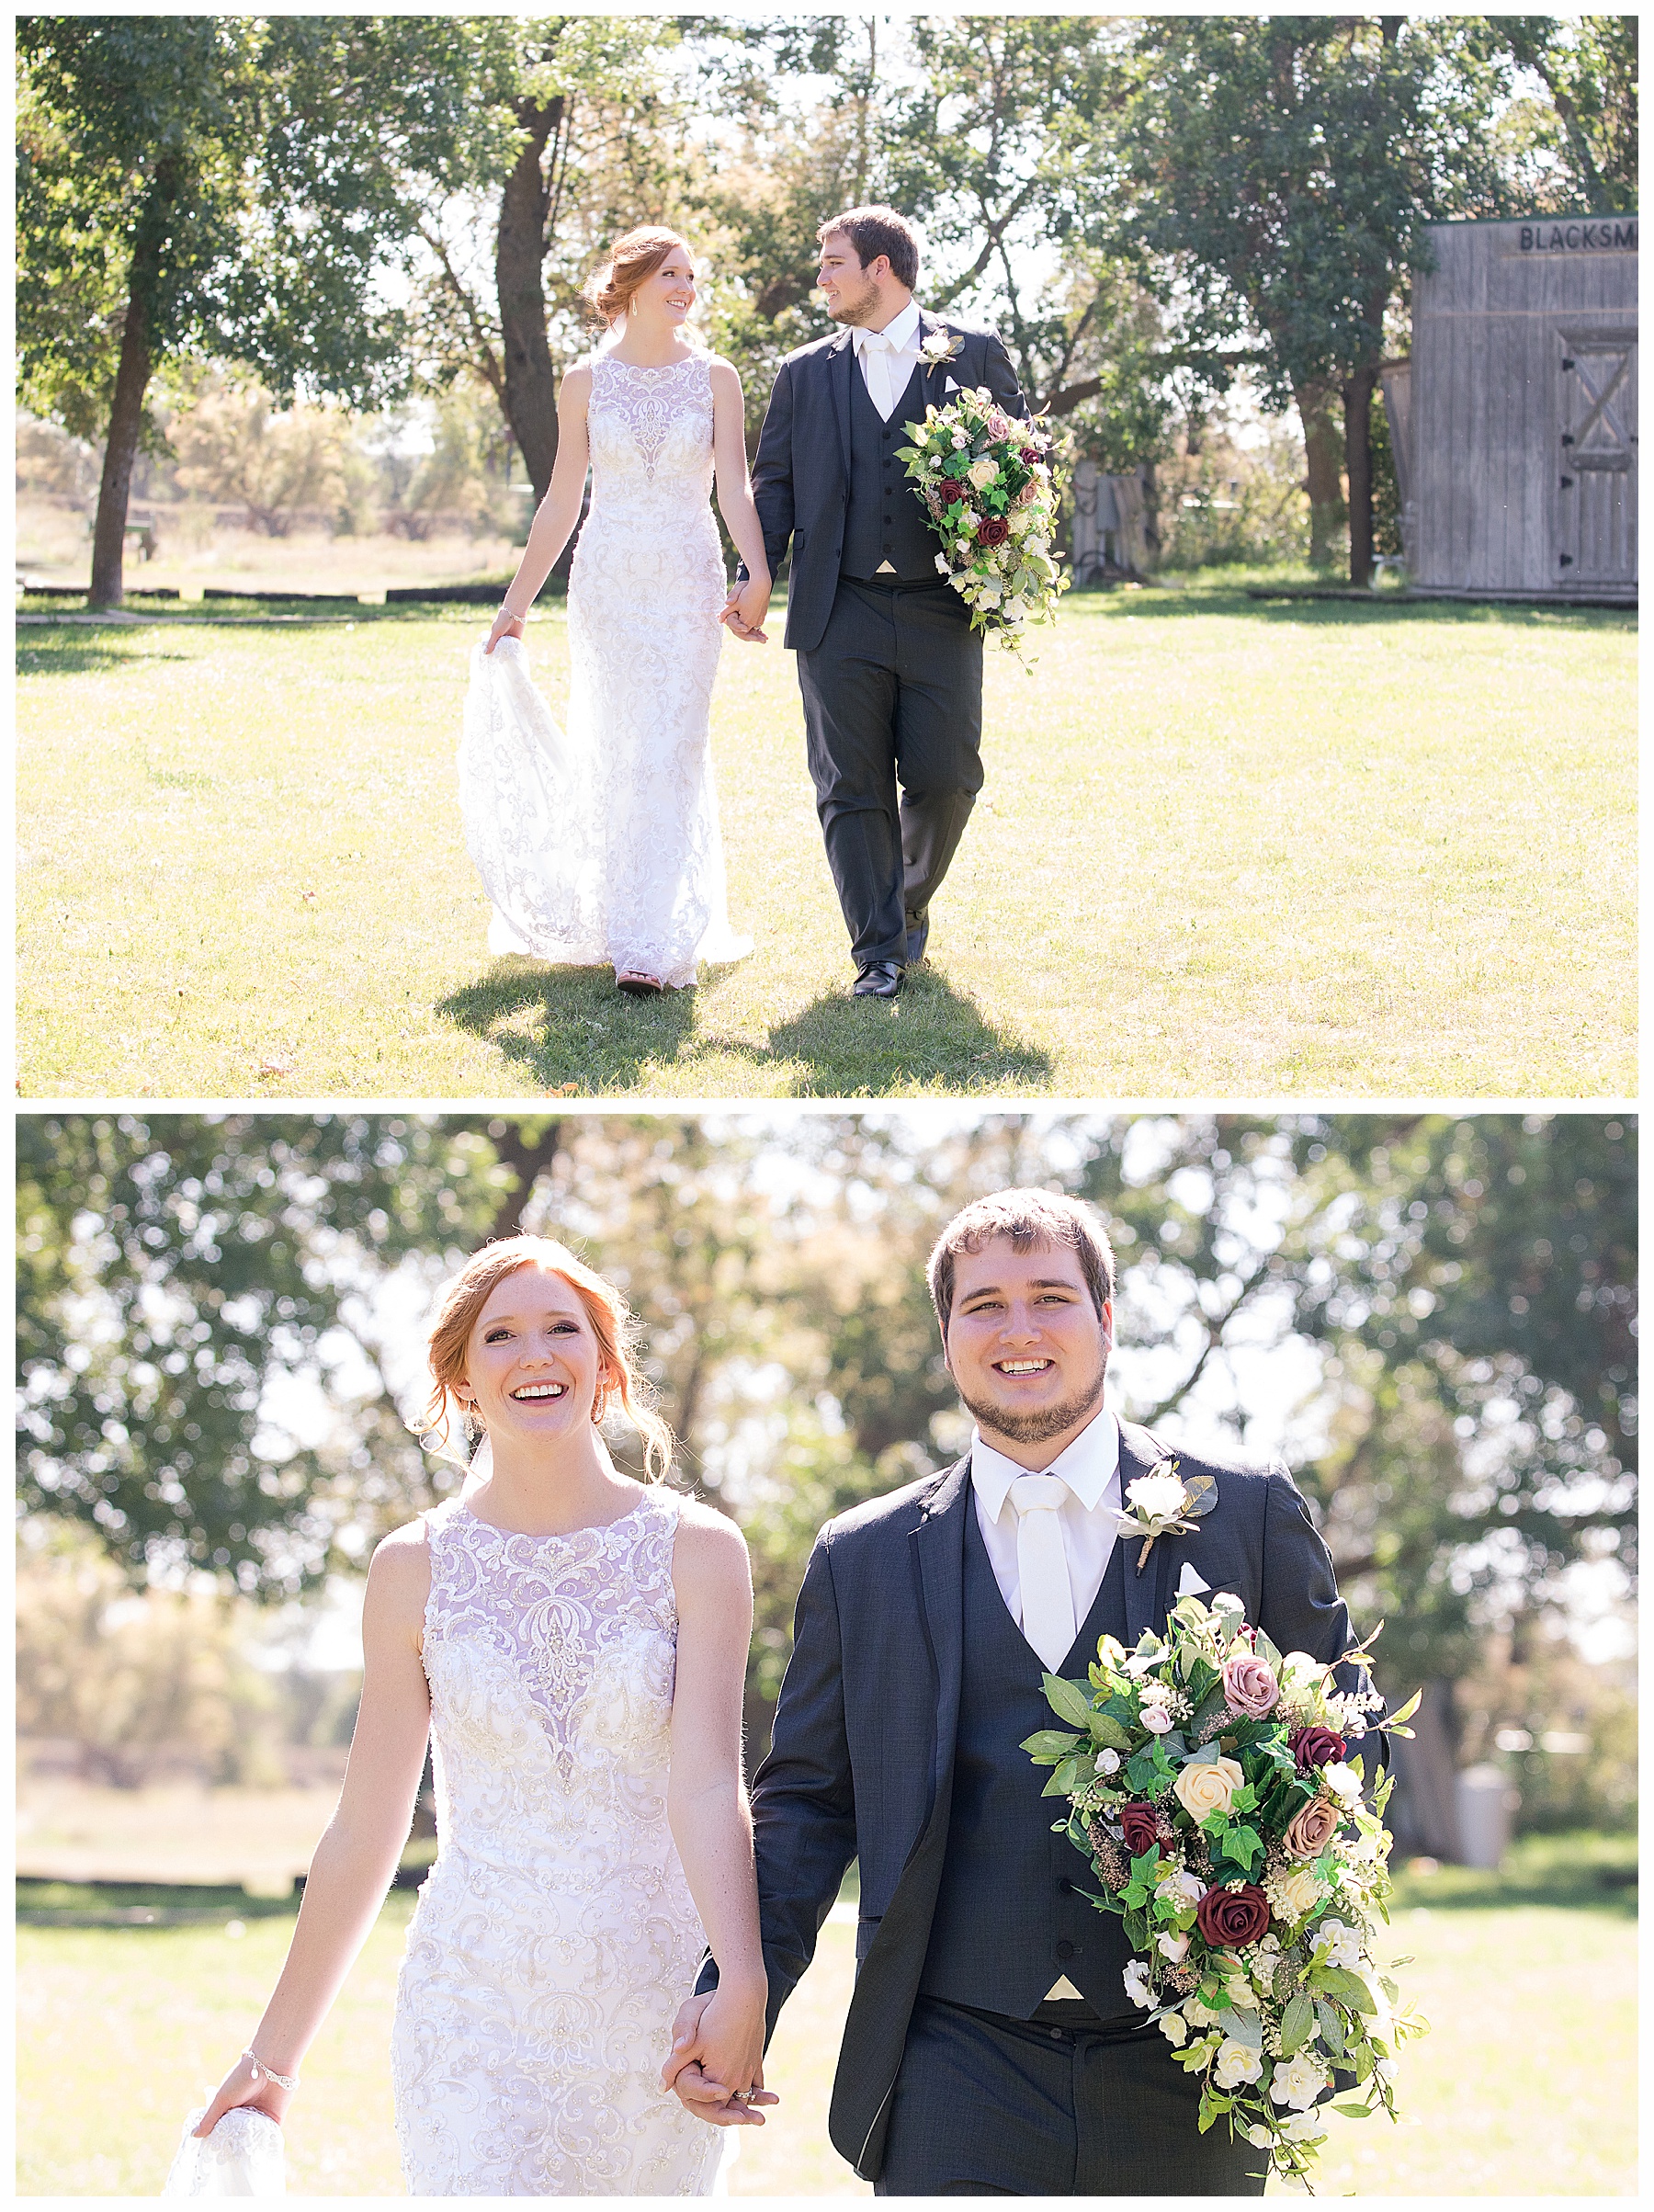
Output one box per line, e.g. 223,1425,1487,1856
659,1986,777,2127
719,573,771,644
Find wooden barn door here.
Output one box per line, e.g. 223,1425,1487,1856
1557,331,1637,585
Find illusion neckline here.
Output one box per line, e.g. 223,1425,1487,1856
452,1488,662,1545
595,352,707,376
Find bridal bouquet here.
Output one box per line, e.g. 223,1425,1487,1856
1023,1591,1427,2185
897,382,1069,653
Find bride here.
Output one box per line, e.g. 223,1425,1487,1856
465,228,769,997
192,1235,774,2195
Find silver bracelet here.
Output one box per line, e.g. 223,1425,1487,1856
243,2048,300,2092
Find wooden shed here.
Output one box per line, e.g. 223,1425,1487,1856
1382,214,1637,602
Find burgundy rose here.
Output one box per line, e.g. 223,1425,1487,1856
1221,1653,1279,1718
976,515,1011,547
1019,445,1042,464
1195,1883,1271,1949
1288,1725,1347,1774
1120,1802,1160,1858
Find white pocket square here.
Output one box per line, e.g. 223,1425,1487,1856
946,376,962,391
1175,1563,1212,1597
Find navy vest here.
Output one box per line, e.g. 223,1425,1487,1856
918,1502,1135,2022
841,359,939,583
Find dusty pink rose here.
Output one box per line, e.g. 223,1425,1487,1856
1221,1652,1280,1718
987,410,1014,440
1283,1798,1342,1861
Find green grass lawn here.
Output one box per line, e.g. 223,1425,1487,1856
16,579,1635,1097
14,1833,1636,2196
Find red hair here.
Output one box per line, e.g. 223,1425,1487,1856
416,1235,674,1481
583,226,693,325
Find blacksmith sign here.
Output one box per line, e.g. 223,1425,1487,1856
1517,218,1637,254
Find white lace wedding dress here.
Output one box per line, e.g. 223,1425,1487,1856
460,351,751,988
390,1490,721,2196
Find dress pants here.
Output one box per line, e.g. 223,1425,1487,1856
874,1998,1272,2196
795,577,984,969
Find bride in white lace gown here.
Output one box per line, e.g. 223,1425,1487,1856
191,1236,775,2195
464,228,769,995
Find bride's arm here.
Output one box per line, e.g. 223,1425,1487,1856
708,358,773,640
665,1500,771,2114
483,365,594,653
191,1522,434,2135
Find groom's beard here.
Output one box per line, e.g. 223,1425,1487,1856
828,272,882,327
955,1352,1108,1449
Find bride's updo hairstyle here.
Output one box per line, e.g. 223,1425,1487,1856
418,1234,674,1481
583,226,694,327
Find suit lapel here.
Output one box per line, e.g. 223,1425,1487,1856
828,327,855,482
915,308,949,414
910,1453,970,1810
1116,1419,1172,1647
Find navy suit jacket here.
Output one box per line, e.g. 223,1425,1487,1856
744,310,1027,652
728,1420,1365,2182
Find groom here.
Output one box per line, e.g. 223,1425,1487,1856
726,208,1028,997
667,1188,1370,2194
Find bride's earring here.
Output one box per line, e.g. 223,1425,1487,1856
459,1399,481,1451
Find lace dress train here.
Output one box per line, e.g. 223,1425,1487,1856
390,1491,720,2196
460,352,751,987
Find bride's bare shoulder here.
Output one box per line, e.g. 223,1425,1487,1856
670,1492,751,1600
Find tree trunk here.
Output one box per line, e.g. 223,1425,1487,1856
1342,360,1376,587
1292,376,1344,570
495,95,564,505
88,284,153,607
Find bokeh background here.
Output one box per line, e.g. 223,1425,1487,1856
15,1108,1637,2194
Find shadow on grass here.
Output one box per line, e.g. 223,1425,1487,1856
1072,579,1637,630
436,958,1052,1095
436,959,699,1091
751,964,1054,1095
16,638,194,676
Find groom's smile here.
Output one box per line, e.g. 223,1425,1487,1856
944,1235,1113,1463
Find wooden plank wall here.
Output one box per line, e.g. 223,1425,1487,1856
1411,218,1637,596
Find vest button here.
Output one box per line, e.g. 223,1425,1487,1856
1056,1938,1075,1961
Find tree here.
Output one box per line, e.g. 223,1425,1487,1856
1492,15,1637,212
413,17,686,504
1119,17,1509,579
17,15,517,606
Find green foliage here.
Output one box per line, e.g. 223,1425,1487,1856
16,15,519,435
1118,17,1511,410
1490,16,1638,213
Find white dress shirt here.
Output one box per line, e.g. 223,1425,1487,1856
969,1407,1122,1656
852,298,924,420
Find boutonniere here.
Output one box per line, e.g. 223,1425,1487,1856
1115,1457,1217,1571
919,325,965,366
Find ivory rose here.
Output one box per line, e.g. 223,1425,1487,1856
1173,1754,1245,1821
1125,1469,1187,1521
1269,1864,1324,1922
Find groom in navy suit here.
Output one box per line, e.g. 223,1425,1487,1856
668,1188,1369,2194
726,208,1027,998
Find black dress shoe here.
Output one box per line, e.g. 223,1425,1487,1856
852,960,902,999
905,914,930,967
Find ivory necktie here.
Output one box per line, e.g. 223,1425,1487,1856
1009,1472,1077,1673
858,326,901,420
